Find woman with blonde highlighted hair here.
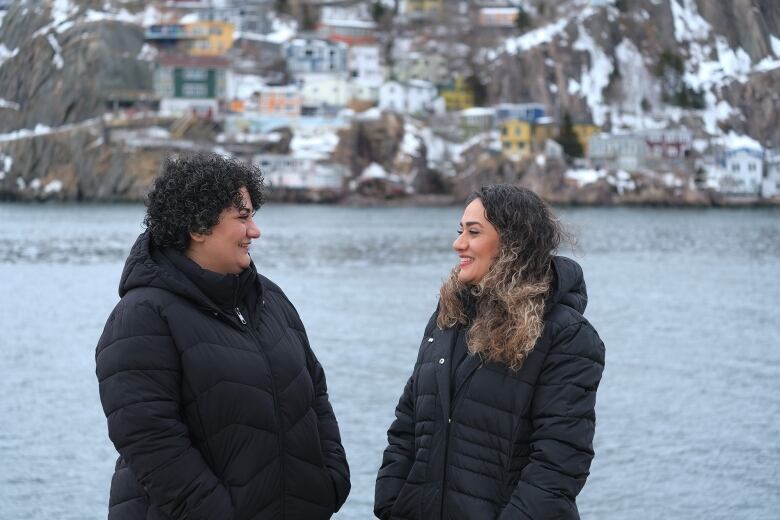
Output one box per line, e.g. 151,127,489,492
375,185,605,520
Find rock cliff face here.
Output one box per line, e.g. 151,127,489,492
0,1,151,133
485,0,780,144
1,0,778,202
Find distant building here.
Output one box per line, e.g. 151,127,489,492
572,122,601,156
403,0,445,20
348,45,385,91
588,133,647,171
318,19,377,46
145,21,234,56
718,147,764,196
494,103,546,126
501,119,533,159
378,80,444,115
441,77,475,111
155,53,229,118
479,7,519,27
256,154,346,200
532,116,557,149
641,128,692,160
458,107,495,139
284,38,349,74
763,149,780,198
391,52,449,87
257,85,301,117
298,73,352,110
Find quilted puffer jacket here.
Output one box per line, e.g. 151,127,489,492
96,231,349,520
375,256,605,520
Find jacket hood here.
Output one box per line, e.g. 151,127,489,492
547,256,588,314
119,231,258,312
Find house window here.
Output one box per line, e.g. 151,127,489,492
182,68,208,80
731,163,740,172
748,163,756,172
182,83,208,97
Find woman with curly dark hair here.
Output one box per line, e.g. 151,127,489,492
375,185,605,520
95,153,350,520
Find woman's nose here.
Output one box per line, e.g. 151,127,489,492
453,233,465,251
248,219,261,238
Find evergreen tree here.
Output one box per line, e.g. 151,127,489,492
466,75,487,107
515,7,531,32
556,113,584,160
372,2,387,23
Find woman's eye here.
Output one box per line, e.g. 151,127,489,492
469,229,479,235
456,229,463,235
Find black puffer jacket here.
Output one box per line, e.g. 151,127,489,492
375,256,604,520
96,232,349,520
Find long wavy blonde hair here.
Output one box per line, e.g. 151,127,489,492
437,185,564,371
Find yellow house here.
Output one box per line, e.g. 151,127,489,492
532,118,557,150
501,119,533,159
405,0,444,19
186,21,234,56
441,77,475,111
572,123,600,155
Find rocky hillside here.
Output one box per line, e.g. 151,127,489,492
0,0,778,202
479,0,780,144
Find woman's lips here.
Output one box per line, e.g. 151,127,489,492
459,257,473,267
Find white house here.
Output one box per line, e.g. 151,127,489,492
391,52,449,86
378,80,444,115
762,149,780,198
713,136,764,196
284,38,348,74
255,154,345,189
349,44,385,89
588,133,648,171
298,72,352,109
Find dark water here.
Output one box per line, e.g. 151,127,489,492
0,203,778,519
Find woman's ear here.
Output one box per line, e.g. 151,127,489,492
189,231,206,244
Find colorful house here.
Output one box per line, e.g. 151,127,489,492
572,122,600,156
145,21,234,56
318,19,377,46
403,0,445,20
257,85,302,117
441,77,475,112
494,103,546,126
186,21,235,56
500,119,533,159
479,7,519,27
154,53,229,118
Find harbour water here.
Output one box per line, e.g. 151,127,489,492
0,203,779,519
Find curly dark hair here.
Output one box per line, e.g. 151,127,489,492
144,153,265,251
437,185,565,370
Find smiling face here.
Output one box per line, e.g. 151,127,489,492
453,198,501,284
185,187,261,275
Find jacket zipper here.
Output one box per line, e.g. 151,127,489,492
440,413,452,519
232,295,285,519
440,361,482,519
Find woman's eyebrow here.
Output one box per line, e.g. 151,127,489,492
461,221,484,227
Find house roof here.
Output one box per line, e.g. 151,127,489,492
157,52,230,68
